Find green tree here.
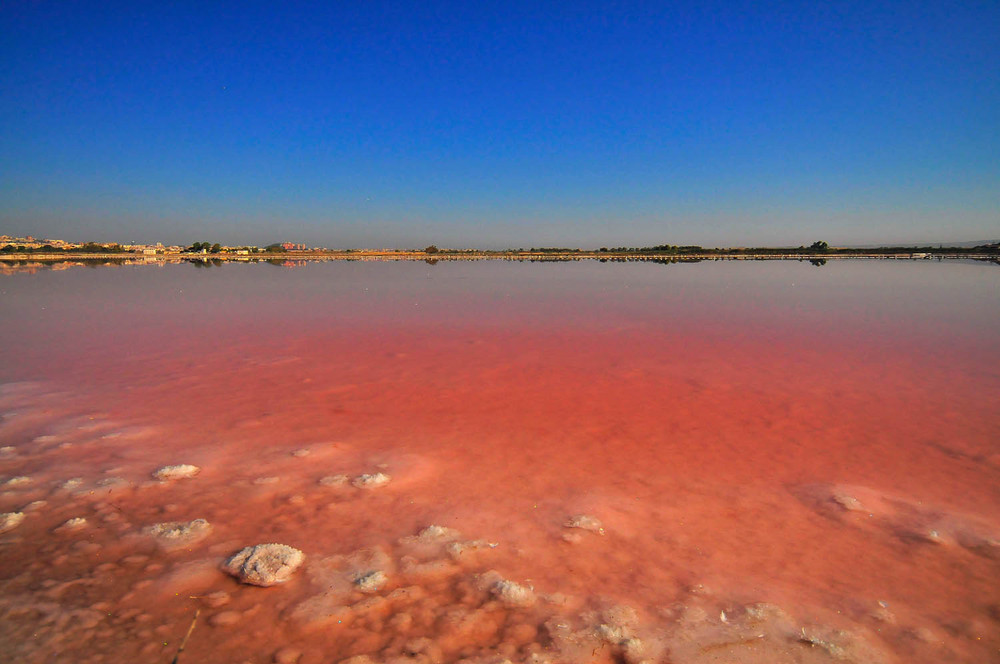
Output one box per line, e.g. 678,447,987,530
424,245,439,254
809,241,829,253
210,243,222,253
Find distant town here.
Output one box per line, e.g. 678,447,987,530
1,235,998,264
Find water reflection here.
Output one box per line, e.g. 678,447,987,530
3,255,999,277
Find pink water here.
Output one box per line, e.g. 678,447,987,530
1,259,998,663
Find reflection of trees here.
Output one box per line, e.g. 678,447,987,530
189,258,223,268
810,258,827,266
424,258,439,265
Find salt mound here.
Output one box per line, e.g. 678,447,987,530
798,483,1000,558
405,524,461,543
564,514,604,533
353,472,391,489
56,517,87,531
152,464,200,481
253,476,280,485
354,570,388,593
143,518,213,550
0,512,25,533
223,543,305,587
318,474,348,487
492,579,536,607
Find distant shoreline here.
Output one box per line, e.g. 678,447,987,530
2,250,998,263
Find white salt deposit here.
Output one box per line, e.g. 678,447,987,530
142,519,213,550
352,472,391,489
491,579,536,607
319,474,348,487
354,570,388,593
57,517,87,531
564,514,604,534
152,464,200,481
0,511,25,533
222,543,305,587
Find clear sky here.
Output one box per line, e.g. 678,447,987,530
1,1,997,249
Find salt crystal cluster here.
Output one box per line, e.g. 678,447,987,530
223,543,305,587
152,464,200,481
352,472,391,489
0,511,25,533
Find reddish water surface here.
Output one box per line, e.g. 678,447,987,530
1,259,998,664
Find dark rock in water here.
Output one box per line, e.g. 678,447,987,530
223,543,305,587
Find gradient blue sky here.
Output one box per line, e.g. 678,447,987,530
1,1,997,248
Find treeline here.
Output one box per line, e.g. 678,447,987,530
595,241,1000,256
598,245,708,254
186,242,261,253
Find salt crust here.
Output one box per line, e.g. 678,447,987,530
222,543,305,587
352,473,391,489
152,464,200,481
0,511,25,533
143,519,213,550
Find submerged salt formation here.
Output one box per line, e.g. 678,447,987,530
402,525,461,543
223,543,305,587
142,519,213,550
253,476,280,485
564,514,604,533
352,472,391,489
354,570,388,593
152,464,200,481
55,517,87,532
798,483,1000,559
0,511,25,533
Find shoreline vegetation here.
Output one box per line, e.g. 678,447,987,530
2,240,999,265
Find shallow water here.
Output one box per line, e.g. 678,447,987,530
1,259,998,663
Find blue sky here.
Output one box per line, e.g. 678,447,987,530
1,1,997,248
